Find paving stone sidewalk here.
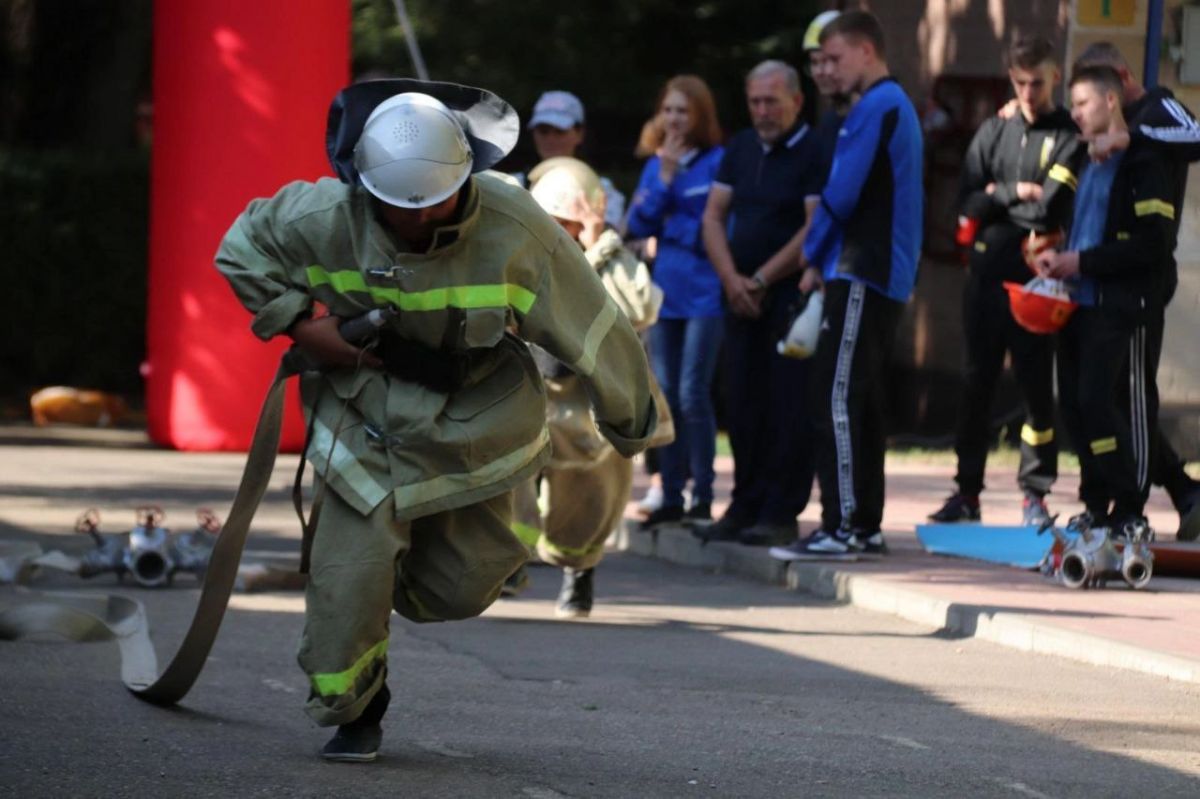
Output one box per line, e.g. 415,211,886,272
620,456,1200,683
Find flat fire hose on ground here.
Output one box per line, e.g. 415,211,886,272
0,363,291,705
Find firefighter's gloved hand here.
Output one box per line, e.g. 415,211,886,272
289,315,383,370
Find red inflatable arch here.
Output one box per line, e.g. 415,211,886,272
145,0,349,451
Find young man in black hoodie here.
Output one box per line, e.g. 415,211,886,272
1068,42,1200,541
1036,65,1175,540
929,37,1086,527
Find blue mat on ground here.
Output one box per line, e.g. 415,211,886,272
915,524,1055,569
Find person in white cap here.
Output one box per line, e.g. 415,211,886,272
215,79,657,763
524,90,627,228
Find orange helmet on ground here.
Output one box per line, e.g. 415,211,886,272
1003,277,1078,334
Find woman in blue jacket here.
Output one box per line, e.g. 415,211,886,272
627,74,725,527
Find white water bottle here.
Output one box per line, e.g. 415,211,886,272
776,291,824,359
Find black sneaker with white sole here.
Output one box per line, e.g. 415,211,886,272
769,529,860,561
321,683,389,763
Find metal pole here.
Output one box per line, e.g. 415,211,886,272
1144,0,1165,88
392,0,430,81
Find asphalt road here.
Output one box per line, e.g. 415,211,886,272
3,550,1200,798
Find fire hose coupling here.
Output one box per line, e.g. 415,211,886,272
77,507,220,588
1039,514,1155,590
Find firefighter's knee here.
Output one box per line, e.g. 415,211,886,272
393,553,525,622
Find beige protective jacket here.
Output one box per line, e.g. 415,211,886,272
216,173,656,520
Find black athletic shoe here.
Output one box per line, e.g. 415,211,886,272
692,513,751,544
739,522,798,547
928,493,981,523
500,564,531,597
555,567,594,619
1177,486,1200,542
321,683,389,763
641,505,684,530
683,502,713,524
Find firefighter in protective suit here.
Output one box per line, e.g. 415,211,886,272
512,157,671,618
215,81,657,762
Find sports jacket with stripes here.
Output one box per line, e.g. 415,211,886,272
803,77,923,303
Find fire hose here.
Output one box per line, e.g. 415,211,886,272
0,311,388,705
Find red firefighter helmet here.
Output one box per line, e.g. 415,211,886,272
1003,278,1078,334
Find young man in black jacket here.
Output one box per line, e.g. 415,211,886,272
929,37,1086,527
1036,66,1175,540
1069,42,1200,541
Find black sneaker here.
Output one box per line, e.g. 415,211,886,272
1110,515,1154,544
683,502,713,525
500,564,531,597
928,493,981,523
321,683,389,763
692,513,751,544
555,567,594,619
739,522,798,547
1021,494,1051,527
1066,509,1105,535
768,528,859,561
852,529,889,555
641,505,684,530
1177,486,1200,542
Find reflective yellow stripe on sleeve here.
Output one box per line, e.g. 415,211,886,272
305,267,537,314
1134,199,1175,220
310,638,388,697
1090,437,1118,455
571,299,619,377
1047,164,1078,191
1020,424,1054,447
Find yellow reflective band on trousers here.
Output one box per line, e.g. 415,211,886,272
1021,424,1054,447
511,520,543,548
1134,199,1175,220
306,266,537,315
310,638,388,697
1090,437,1118,455
1048,164,1077,190
540,537,606,560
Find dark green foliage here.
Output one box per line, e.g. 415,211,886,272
0,148,149,400
353,0,823,185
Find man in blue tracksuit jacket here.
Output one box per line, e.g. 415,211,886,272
770,10,923,560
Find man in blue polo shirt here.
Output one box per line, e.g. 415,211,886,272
700,60,826,546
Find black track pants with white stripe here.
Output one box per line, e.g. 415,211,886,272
1057,306,1163,520
810,280,904,533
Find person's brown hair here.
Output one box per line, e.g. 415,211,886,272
1069,64,1123,98
1005,36,1056,71
819,10,886,59
634,74,723,157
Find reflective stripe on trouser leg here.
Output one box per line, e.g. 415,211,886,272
393,490,529,623
1129,325,1149,492
298,480,403,727
831,282,866,526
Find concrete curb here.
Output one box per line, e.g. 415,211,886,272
611,523,1200,684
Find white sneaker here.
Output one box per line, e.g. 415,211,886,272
636,484,663,516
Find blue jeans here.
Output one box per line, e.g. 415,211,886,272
649,316,724,508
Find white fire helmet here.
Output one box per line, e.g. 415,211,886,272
353,92,474,208
803,10,840,51
528,157,605,223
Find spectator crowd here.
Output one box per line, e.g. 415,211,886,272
512,8,1200,583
